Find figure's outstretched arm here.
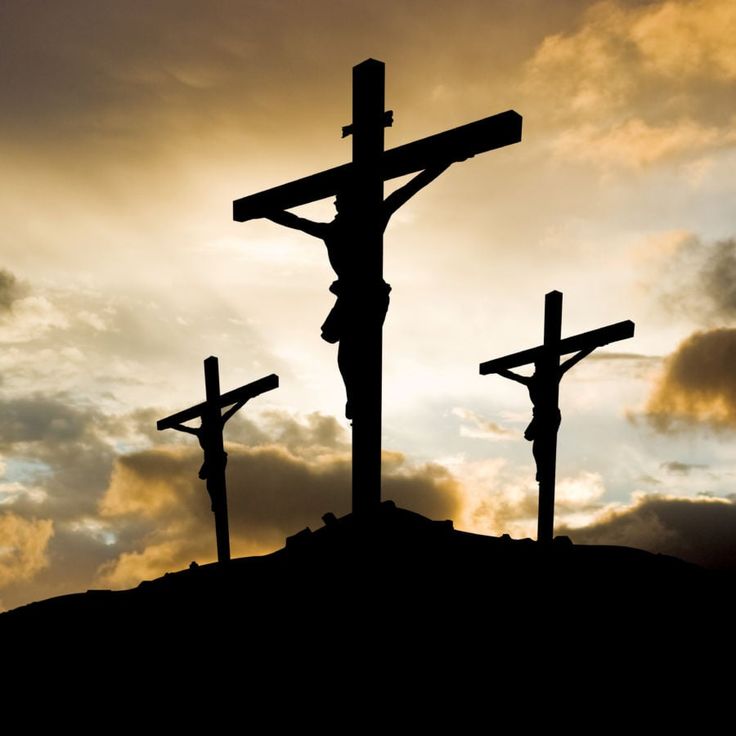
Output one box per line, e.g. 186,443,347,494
560,346,595,376
383,162,452,219
221,400,246,425
170,423,201,437
264,210,329,239
496,368,531,386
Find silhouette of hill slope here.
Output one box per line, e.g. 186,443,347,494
4,501,730,653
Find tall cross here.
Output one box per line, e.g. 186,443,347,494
157,356,279,563
479,291,634,543
233,58,522,516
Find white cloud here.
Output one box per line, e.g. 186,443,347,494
452,407,517,441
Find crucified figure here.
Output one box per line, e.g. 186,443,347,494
262,162,451,420
496,347,594,481
168,399,246,510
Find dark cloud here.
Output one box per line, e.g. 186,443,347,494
237,410,350,456
660,461,707,475
562,494,736,570
643,328,736,431
0,397,115,517
655,235,736,324
698,238,736,320
0,401,461,606
0,269,23,312
0,395,94,444
0,520,125,611
0,394,143,521
98,441,462,587
640,237,736,432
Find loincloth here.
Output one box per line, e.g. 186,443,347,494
320,279,392,344
523,408,562,441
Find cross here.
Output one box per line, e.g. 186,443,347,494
479,291,634,543
157,356,279,563
233,58,522,517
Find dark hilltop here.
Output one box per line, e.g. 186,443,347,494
3,501,730,660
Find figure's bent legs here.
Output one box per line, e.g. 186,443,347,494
532,413,558,483
338,336,358,420
205,479,216,511
202,453,228,511
532,437,543,482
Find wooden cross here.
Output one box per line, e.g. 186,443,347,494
157,356,279,563
479,291,634,543
233,58,522,516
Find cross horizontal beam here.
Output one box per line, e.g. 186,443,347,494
233,110,522,222
157,373,279,429
479,320,635,374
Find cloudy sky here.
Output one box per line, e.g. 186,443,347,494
1,0,735,609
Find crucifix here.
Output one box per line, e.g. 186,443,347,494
479,291,634,543
157,356,279,563
233,58,522,516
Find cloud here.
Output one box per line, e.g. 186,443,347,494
0,512,54,589
0,393,122,523
562,492,736,570
526,0,736,167
552,118,736,169
629,0,736,81
643,328,736,430
697,238,736,320
588,351,660,362
0,403,461,604
0,294,68,344
0,269,24,312
452,407,516,441
637,232,736,325
97,438,462,588
233,410,350,459
660,460,707,475
450,457,606,539
0,396,95,445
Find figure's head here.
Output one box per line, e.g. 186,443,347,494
334,192,357,217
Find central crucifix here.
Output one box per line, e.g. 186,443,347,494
234,59,522,515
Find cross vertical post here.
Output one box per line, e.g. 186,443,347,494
203,356,231,562
538,291,562,543
350,59,385,516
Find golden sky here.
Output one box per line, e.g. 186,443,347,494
2,0,736,609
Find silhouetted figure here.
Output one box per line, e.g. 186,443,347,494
480,291,635,542
157,357,279,563
167,398,245,511
263,164,450,420
496,349,593,480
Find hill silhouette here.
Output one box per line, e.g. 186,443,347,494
3,501,731,661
